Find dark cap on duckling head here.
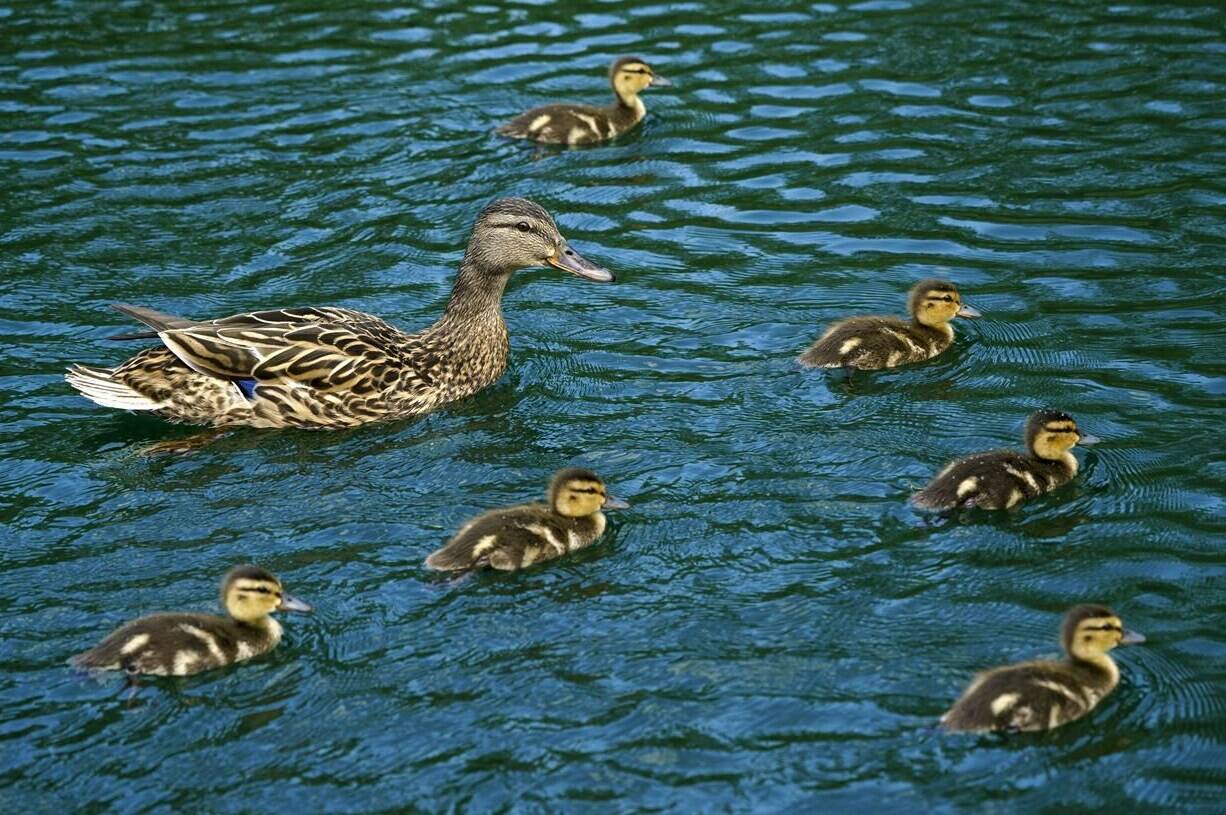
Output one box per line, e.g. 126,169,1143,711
221,564,313,614
1025,409,1100,449
549,467,629,511
1061,604,1145,654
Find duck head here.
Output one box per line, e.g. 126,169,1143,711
1026,409,1099,460
908,278,980,328
221,564,312,623
1062,604,1145,662
549,467,629,517
464,197,613,282
610,56,672,103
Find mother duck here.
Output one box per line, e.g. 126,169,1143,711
66,198,614,429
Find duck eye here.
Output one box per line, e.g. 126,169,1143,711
516,221,531,233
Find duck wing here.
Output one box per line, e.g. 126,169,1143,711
111,304,405,392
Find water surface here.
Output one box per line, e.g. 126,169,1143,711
2,0,1225,811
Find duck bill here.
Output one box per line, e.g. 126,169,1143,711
1077,431,1101,445
956,304,982,318
603,495,630,510
277,594,313,614
1120,629,1146,645
546,243,615,282
649,74,673,88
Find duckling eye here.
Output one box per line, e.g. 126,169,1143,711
516,221,532,233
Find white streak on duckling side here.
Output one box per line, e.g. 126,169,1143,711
179,623,226,662
839,338,861,355
120,634,150,655
528,115,551,132
990,693,1020,715
173,651,198,676
1034,679,1083,705
471,535,498,559
956,477,979,499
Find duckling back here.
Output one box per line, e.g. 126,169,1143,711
426,504,607,571
73,612,280,677
798,317,951,370
941,660,1114,732
911,450,1074,511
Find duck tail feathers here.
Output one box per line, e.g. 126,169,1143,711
65,364,164,411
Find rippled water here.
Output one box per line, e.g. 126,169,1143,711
3,0,1225,810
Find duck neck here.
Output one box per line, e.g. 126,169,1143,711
612,83,646,116
1068,651,1119,689
913,315,953,340
233,614,283,645
442,257,512,324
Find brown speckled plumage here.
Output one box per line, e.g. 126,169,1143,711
66,198,613,429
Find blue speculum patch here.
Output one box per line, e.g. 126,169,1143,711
234,378,258,400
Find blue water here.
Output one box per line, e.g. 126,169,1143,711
2,0,1225,811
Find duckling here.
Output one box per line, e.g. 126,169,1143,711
797,279,980,371
65,197,614,430
497,57,671,146
941,605,1145,733
72,565,312,677
911,409,1099,511
425,468,628,572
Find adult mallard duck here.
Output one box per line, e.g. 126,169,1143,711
65,198,614,429
798,279,980,371
425,468,628,572
497,56,671,145
73,565,312,677
941,604,1145,733
911,409,1099,511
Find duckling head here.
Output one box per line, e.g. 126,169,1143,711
549,467,629,517
465,197,613,282
1062,604,1145,661
610,56,672,101
221,565,313,623
908,278,980,328
1025,409,1100,460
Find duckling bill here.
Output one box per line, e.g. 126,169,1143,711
798,279,980,371
498,57,671,145
73,565,311,677
426,468,627,571
942,605,1144,733
65,197,614,430
912,410,1099,511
